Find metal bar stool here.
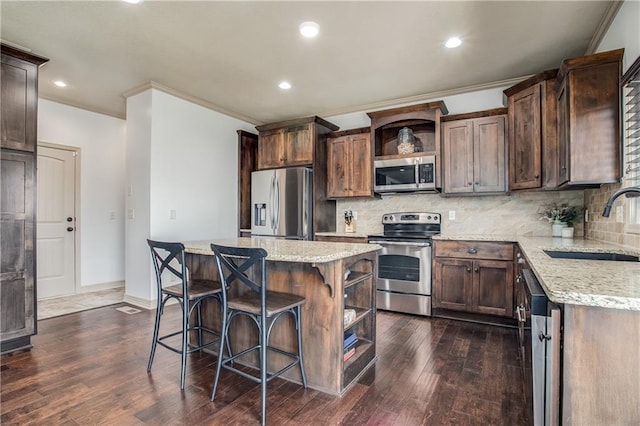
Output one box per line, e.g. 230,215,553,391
147,239,227,390
209,243,307,426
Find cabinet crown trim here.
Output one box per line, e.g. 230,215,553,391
255,115,339,133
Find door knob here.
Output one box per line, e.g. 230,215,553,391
67,217,73,222
67,227,74,232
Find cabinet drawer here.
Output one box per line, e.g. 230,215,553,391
434,240,514,261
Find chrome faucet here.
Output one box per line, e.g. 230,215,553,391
602,186,640,217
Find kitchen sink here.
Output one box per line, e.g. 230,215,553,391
543,250,640,262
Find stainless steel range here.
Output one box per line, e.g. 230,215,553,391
368,212,441,316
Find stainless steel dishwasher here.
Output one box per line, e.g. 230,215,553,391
522,269,561,426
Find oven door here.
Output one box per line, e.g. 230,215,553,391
371,240,432,316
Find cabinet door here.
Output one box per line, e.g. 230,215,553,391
509,84,541,190
1,151,36,342
257,129,284,169
442,120,474,194
556,81,570,185
347,133,372,197
471,260,514,317
433,258,472,311
1,54,39,152
473,116,506,193
283,124,313,166
327,136,349,198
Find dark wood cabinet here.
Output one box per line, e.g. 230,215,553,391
315,235,368,243
556,49,623,187
256,121,319,169
237,130,258,235
1,44,48,354
367,102,448,188
326,128,372,198
504,70,559,190
433,240,514,318
441,109,507,195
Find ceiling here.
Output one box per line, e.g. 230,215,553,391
1,1,617,124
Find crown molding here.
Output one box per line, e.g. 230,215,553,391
38,94,126,120
122,81,260,125
317,75,531,118
585,0,623,55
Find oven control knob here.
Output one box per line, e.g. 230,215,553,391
427,215,432,220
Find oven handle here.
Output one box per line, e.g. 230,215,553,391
369,240,431,247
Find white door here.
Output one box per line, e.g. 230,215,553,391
37,146,77,299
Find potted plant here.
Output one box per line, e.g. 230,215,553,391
540,203,582,237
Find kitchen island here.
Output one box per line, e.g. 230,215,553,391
183,237,380,396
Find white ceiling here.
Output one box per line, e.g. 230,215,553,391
1,1,616,124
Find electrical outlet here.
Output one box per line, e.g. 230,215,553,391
170,209,176,220
615,206,624,223
584,209,589,223
449,210,456,220
127,208,135,220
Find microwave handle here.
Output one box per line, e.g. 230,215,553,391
414,159,420,188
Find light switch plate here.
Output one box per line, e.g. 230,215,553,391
449,210,456,220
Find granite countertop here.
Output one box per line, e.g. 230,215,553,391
183,237,381,264
517,237,640,311
315,232,369,239
433,234,517,242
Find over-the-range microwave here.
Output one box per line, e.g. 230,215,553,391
374,155,436,193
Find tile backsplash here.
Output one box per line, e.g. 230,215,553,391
584,183,640,249
336,190,585,238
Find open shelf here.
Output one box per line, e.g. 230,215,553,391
344,306,371,331
344,270,372,289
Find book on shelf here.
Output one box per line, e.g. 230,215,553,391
344,339,357,354
343,331,358,349
343,347,356,362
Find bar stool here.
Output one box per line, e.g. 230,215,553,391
147,239,226,390
209,243,307,426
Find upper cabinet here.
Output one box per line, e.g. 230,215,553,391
441,109,507,195
503,69,559,190
326,128,372,198
556,49,623,187
367,102,448,188
255,116,338,170
1,46,48,152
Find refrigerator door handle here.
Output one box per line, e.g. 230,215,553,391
268,174,275,231
274,177,280,231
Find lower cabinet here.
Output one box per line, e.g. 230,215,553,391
433,240,514,317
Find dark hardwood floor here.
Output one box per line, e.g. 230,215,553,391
1,304,529,425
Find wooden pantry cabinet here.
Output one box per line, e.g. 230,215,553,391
556,49,623,187
504,69,559,190
441,109,507,195
1,44,48,354
326,128,372,198
433,240,514,317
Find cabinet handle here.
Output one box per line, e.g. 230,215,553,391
466,267,471,272
475,182,479,186
538,332,552,342
534,174,540,179
467,182,472,186
344,293,348,299
474,267,479,273
67,227,74,232
467,248,478,254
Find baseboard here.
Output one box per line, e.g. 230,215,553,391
79,280,124,293
123,294,156,310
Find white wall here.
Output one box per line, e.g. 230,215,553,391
325,86,510,129
38,99,126,289
596,0,640,71
124,91,153,302
125,88,255,305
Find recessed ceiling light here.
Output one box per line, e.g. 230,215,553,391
278,81,292,90
54,80,67,88
122,0,143,4
299,21,320,38
445,37,462,49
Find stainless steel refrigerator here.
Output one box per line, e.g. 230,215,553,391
251,167,313,240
